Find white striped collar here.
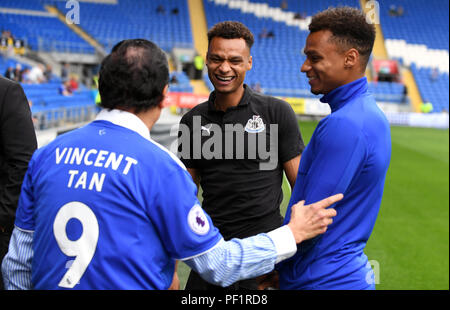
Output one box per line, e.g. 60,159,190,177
95,108,151,141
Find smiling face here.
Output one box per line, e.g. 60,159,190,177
206,37,252,96
301,30,350,95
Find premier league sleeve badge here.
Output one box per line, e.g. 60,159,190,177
187,204,210,235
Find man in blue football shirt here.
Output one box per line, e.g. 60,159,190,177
277,7,392,290
1,39,341,290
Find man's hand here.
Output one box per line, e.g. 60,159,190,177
287,194,343,244
168,271,180,290
168,261,180,290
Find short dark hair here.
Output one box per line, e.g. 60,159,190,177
98,39,169,112
207,21,254,49
309,7,376,68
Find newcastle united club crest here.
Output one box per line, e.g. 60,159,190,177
245,115,265,133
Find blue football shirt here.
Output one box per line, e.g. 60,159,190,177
15,111,222,289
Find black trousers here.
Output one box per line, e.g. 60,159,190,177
185,269,259,290
0,230,12,290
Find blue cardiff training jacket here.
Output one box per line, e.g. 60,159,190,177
278,77,391,290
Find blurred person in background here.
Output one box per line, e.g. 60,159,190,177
61,63,70,82
43,64,53,82
20,68,31,84
59,80,73,96
3,67,14,80
27,64,45,84
13,64,22,82
68,74,79,92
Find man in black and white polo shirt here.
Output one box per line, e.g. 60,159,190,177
178,21,305,290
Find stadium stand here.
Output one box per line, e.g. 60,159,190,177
368,81,406,104
380,0,449,112
46,0,193,52
27,85,97,130
169,71,194,93
1,1,196,131
0,0,95,54
0,0,44,11
0,54,30,75
411,65,450,113
1,53,96,130
1,0,194,54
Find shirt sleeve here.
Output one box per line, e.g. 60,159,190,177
1,227,34,290
147,161,222,260
183,225,296,287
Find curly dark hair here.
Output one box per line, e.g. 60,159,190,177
207,21,254,49
98,39,169,113
309,6,376,68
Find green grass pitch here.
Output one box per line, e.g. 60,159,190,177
178,121,449,290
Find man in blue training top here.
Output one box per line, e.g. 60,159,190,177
1,39,341,290
277,7,392,290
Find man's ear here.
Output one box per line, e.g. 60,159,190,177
162,83,169,96
248,55,253,70
344,48,359,69
159,84,169,108
205,52,210,67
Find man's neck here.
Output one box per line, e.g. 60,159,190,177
118,106,161,131
343,71,365,88
214,85,245,112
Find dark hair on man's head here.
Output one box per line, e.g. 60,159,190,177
309,6,376,68
98,39,169,112
207,21,254,49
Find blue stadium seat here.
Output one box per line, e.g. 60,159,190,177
46,0,193,52
380,0,448,50
0,12,95,54
0,0,44,11
169,71,193,93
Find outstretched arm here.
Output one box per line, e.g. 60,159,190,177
184,194,341,287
